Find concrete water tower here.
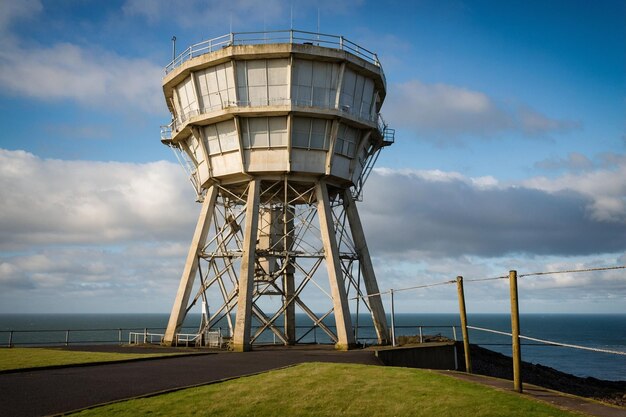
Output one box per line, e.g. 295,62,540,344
160,30,394,351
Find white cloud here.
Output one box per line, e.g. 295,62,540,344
370,252,626,314
0,149,197,250
516,105,581,135
375,167,499,188
0,244,185,312
0,0,42,34
0,149,623,313
524,154,626,223
0,42,163,113
534,152,594,172
0,149,199,312
384,80,580,141
361,165,626,258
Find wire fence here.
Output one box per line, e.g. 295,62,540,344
362,263,626,390
466,325,626,356
2,264,623,388
357,264,626,299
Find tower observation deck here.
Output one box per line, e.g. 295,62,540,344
160,30,394,351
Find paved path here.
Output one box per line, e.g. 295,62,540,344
0,347,380,417
1,346,623,417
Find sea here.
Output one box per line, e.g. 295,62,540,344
0,313,624,381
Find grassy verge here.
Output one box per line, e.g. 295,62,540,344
73,362,585,417
0,347,182,371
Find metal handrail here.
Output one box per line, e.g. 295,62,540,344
165,29,381,74
164,97,379,138
1,326,198,347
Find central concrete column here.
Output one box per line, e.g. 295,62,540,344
283,206,296,344
316,181,356,350
233,179,261,352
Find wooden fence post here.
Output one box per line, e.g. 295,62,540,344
390,289,396,347
456,276,472,373
509,270,522,392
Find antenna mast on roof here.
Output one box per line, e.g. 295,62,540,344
317,8,320,33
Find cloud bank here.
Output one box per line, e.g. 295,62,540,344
0,149,196,250
0,149,623,312
361,163,626,258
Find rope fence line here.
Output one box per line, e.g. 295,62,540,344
464,275,508,283
392,280,456,294
467,325,626,357
518,265,626,278
351,279,456,300
353,264,625,301
353,265,625,388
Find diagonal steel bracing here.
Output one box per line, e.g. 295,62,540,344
163,178,389,349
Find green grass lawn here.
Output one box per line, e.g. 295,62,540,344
0,347,182,371
73,362,586,417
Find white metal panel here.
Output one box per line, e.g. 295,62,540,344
310,119,328,150
176,77,198,119
362,78,375,119
290,149,326,174
335,123,360,157
186,134,201,161
293,59,312,86
196,63,236,111
236,61,248,104
197,160,210,184
292,117,330,150
248,86,267,106
224,61,236,105
196,72,210,108
216,65,228,97
292,59,312,105
267,59,289,105
339,68,356,110
269,116,288,147
209,152,242,177
208,67,220,92
330,154,351,180
292,59,340,109
207,69,220,109
246,60,267,106
247,60,266,85
216,119,239,152
244,149,289,172
353,75,365,115
249,117,269,147
203,125,220,155
292,117,310,148
312,61,333,107
267,59,288,85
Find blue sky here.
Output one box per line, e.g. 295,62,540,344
0,0,624,315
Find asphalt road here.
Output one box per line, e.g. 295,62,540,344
0,347,381,417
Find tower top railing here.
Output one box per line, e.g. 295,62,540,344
165,29,382,75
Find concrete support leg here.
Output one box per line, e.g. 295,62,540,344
343,190,390,345
163,186,218,346
232,180,261,352
316,181,356,350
